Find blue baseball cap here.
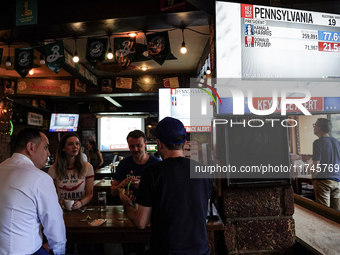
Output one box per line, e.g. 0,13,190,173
154,117,187,145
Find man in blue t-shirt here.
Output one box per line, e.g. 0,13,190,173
312,118,340,210
110,130,160,197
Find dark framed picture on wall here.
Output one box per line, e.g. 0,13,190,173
4,80,15,95
101,78,113,92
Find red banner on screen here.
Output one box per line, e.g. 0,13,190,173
185,126,211,133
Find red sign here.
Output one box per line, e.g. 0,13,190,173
241,4,253,19
251,97,323,112
185,126,211,133
318,42,340,52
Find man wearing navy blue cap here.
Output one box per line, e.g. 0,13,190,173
119,117,212,255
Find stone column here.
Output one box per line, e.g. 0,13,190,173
223,186,295,254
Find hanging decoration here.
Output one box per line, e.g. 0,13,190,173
85,37,108,69
114,37,136,69
45,41,65,74
147,31,171,66
14,48,34,78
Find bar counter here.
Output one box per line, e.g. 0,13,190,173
64,205,224,254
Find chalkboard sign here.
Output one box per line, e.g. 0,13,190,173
213,117,291,187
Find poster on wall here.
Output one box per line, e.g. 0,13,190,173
116,77,132,89
163,77,179,88
101,78,113,92
75,79,86,92
4,80,15,95
16,0,37,26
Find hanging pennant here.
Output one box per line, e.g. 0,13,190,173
14,48,34,78
147,31,171,66
85,37,108,69
45,41,65,74
114,37,136,69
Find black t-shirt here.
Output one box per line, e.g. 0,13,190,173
136,157,212,255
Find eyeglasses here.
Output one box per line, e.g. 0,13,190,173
312,123,319,128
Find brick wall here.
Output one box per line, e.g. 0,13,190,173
222,186,295,254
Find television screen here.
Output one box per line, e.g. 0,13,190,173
146,144,157,152
159,88,214,132
49,113,79,132
215,1,340,115
98,116,144,151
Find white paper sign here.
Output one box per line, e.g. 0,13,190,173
27,112,43,126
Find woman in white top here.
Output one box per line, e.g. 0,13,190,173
48,133,94,210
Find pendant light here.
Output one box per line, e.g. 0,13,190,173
5,45,11,67
107,34,113,60
180,29,187,54
73,38,79,63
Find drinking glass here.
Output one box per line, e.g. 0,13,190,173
98,191,107,211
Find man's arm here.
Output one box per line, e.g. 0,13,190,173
119,188,152,229
37,176,66,255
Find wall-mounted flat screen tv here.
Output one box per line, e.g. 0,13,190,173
146,144,158,152
49,113,79,132
215,1,340,115
97,116,145,151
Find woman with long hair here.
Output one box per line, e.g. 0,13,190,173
48,133,94,210
87,140,104,171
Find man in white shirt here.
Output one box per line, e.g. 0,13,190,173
0,128,66,255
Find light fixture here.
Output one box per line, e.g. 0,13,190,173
73,38,79,63
206,67,211,75
128,32,137,37
200,75,204,83
107,34,113,60
143,32,149,57
39,42,45,65
104,96,122,107
180,29,187,54
29,69,34,75
39,53,45,65
5,45,11,67
141,66,148,71
203,71,207,79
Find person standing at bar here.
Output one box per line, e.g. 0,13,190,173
49,133,94,209
312,118,340,210
111,130,160,197
0,128,66,255
119,117,212,255
88,140,104,171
